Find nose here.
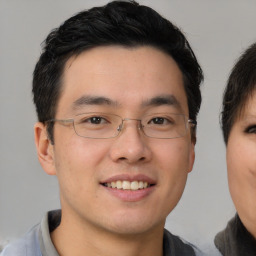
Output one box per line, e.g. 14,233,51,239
109,119,152,164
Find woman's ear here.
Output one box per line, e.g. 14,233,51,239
34,122,56,175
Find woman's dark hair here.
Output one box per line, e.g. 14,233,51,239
32,0,203,142
221,43,256,144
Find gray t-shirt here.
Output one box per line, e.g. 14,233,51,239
1,210,203,256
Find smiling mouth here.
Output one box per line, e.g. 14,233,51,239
101,180,154,191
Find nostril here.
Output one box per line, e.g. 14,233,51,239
117,156,145,162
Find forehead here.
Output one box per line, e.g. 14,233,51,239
57,46,188,116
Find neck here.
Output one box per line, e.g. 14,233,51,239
241,217,256,240
51,210,164,256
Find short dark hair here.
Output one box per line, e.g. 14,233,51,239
221,43,256,144
32,0,203,142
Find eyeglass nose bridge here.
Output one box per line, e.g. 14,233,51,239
117,118,143,133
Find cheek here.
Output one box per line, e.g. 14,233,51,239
227,143,256,183
227,141,256,209
53,137,110,189
227,144,244,192
152,141,192,212
153,139,192,177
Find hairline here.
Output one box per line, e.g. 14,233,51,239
223,87,256,145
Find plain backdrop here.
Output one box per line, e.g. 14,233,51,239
1,0,256,251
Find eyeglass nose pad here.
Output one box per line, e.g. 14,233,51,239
138,122,143,130
117,124,122,132
116,120,141,133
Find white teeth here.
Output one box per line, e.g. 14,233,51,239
116,180,122,189
122,181,131,190
131,181,138,190
138,181,144,189
105,180,151,190
111,181,116,188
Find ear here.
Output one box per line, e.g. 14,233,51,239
188,141,195,173
34,122,56,175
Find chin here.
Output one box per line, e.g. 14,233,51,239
104,212,164,236
107,222,158,236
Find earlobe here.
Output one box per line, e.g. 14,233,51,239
34,122,56,175
188,142,195,173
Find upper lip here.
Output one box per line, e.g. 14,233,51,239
100,174,156,185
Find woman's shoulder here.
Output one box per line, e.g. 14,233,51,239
214,214,256,256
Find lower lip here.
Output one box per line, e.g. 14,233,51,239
103,186,155,202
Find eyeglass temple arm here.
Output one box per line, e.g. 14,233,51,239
45,118,74,124
188,119,197,127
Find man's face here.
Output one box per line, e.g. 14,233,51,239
38,46,195,236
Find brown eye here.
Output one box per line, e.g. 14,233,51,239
80,116,108,125
148,117,173,125
90,117,104,124
245,125,256,134
151,117,165,124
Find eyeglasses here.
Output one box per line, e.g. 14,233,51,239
46,112,196,139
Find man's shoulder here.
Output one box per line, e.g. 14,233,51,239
0,224,41,256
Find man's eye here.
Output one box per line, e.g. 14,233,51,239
81,116,108,124
90,117,105,124
245,125,256,134
149,117,172,125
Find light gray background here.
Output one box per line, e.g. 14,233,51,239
1,0,256,251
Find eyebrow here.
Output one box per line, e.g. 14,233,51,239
72,95,120,110
141,95,181,109
72,94,181,110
